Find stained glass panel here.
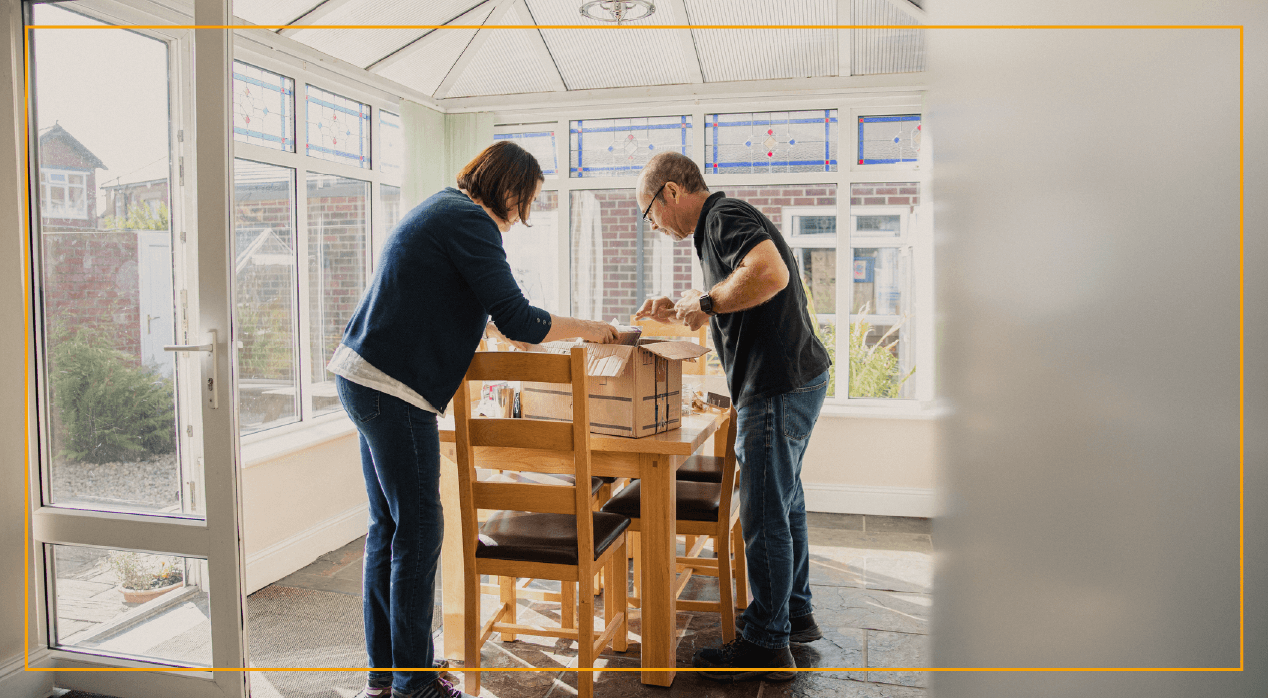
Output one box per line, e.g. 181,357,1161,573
569,116,692,178
705,110,838,174
233,61,294,152
305,85,370,169
858,114,921,165
495,130,558,177
379,110,402,177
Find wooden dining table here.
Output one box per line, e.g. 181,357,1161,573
436,410,724,686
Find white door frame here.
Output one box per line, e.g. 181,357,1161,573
20,1,250,696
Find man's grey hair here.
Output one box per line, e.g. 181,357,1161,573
640,151,708,198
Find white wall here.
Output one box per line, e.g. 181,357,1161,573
803,416,936,517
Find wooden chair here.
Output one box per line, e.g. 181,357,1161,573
599,406,746,640
453,348,630,698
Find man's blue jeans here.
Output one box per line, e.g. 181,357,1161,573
337,376,441,694
735,370,829,650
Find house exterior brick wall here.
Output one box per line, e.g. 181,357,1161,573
40,231,142,359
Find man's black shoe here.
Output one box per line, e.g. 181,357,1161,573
735,612,823,644
691,637,796,682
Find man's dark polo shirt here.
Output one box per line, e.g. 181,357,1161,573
692,191,832,408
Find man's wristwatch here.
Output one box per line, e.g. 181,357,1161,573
698,293,717,316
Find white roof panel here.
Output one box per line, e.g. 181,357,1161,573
686,0,837,82
234,0,322,27
374,4,495,96
288,0,487,69
447,4,562,98
525,0,695,91
852,0,925,75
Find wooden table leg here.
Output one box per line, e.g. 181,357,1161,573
439,453,466,662
639,452,678,686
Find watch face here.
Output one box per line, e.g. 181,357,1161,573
700,294,714,315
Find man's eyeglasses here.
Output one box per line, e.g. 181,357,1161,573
641,183,667,224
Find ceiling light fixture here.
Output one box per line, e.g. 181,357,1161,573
579,0,656,24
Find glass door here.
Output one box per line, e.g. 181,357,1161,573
27,2,247,697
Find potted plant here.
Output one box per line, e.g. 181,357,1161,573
108,551,185,604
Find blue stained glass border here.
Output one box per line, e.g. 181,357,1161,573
305,86,371,167
706,110,838,172
233,61,294,151
858,114,921,165
494,131,559,176
570,116,691,177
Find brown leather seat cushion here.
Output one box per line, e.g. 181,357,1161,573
676,455,725,483
476,511,631,565
600,479,735,523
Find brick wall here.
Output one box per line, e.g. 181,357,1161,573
850,182,920,207
306,192,367,383
41,231,142,358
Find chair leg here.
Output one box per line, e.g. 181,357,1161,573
732,520,749,610
500,576,518,642
630,531,641,601
463,570,482,696
561,580,576,629
578,572,597,698
605,541,629,652
716,531,735,642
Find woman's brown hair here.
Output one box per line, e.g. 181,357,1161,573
456,140,544,226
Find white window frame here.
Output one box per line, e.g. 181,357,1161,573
230,43,402,454
494,92,935,416
40,167,90,219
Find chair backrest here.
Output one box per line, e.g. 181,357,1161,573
452,347,595,567
629,316,710,375
716,406,740,518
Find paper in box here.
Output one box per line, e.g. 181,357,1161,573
520,339,711,438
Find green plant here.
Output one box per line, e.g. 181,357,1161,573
50,328,175,463
107,551,183,591
104,201,169,232
847,303,916,398
802,278,837,396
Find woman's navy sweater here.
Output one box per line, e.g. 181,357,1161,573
340,187,552,411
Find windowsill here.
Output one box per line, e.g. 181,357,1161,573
817,399,946,420
240,412,357,467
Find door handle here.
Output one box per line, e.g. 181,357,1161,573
164,329,219,409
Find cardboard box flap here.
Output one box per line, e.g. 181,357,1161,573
641,340,712,361
530,341,635,378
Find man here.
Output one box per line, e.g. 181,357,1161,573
634,151,832,682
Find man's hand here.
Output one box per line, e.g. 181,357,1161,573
674,289,709,331
634,296,678,324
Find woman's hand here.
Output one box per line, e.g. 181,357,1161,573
485,322,531,351
585,320,620,344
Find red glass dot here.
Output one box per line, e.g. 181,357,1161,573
858,159,864,164
767,151,773,157
767,129,773,135
333,138,338,145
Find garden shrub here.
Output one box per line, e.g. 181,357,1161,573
50,328,175,463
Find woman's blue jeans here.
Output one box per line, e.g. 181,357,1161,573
337,376,441,694
735,370,829,649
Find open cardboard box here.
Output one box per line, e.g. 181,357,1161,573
520,339,711,438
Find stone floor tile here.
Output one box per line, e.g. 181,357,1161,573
808,546,867,588
765,675,928,698
813,587,931,635
806,528,933,554
863,554,932,594
793,624,865,680
549,654,768,698
449,637,568,698
864,630,929,688
808,512,865,531
863,517,932,535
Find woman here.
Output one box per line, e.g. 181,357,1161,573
330,141,617,698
